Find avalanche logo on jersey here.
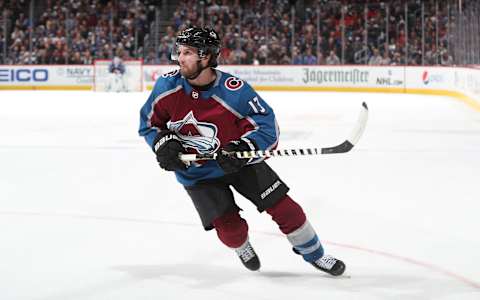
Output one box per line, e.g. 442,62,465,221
169,111,220,154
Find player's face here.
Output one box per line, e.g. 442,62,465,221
177,45,207,78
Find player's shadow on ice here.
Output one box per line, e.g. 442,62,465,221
113,265,473,298
112,264,321,287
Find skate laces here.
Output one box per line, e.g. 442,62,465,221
314,255,337,270
235,242,256,263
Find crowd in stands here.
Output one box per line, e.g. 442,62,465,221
170,0,456,66
1,0,153,64
0,0,468,66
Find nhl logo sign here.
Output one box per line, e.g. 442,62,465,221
191,90,199,99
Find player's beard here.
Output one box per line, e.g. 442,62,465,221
180,60,204,80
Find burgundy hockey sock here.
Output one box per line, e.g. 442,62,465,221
268,196,325,263
266,195,307,235
212,211,249,248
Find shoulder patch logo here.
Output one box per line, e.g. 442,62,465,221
225,77,244,91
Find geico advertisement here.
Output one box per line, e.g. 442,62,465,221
0,67,49,83
0,66,93,85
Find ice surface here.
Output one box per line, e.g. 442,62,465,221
0,90,479,300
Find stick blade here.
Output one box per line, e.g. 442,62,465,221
321,140,354,154
348,102,369,145
320,102,368,154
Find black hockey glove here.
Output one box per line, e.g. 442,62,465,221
153,130,186,171
217,138,257,174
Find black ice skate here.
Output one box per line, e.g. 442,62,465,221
293,248,345,276
235,240,260,271
310,255,346,276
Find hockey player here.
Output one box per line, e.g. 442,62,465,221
106,56,127,92
138,27,345,276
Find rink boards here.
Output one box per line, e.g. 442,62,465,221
0,64,479,111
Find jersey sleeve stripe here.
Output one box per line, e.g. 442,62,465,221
241,116,260,137
242,116,280,148
211,95,244,119
245,117,280,164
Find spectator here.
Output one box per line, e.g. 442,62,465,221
292,47,303,65
326,50,341,65
368,47,382,65
440,50,453,66
390,52,404,65
425,45,439,65
302,47,317,65
317,51,326,65
257,44,268,65
380,51,391,65
70,51,82,64
230,39,247,64
82,50,93,65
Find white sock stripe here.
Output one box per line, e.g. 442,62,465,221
287,221,316,247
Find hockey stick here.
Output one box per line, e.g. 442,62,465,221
180,102,368,162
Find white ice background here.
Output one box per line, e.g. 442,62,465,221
0,90,479,299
